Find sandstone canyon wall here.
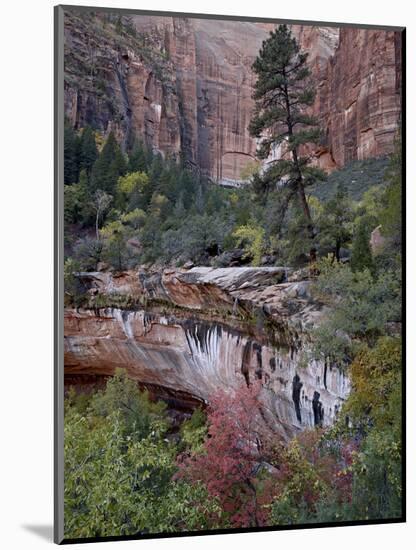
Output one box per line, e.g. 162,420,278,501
64,9,402,184
64,267,350,439
313,28,402,170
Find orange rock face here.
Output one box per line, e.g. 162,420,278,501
64,267,350,437
64,10,402,181
313,28,402,170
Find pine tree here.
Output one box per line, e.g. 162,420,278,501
108,147,128,189
351,218,374,273
79,126,98,177
249,25,325,256
64,120,80,184
179,169,196,210
127,141,148,173
90,132,127,194
142,153,163,206
318,184,353,261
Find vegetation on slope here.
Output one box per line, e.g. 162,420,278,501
63,125,396,276
63,23,403,537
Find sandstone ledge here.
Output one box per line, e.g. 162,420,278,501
65,267,348,439
75,266,325,334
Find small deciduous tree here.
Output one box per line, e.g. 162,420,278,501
337,338,402,520
92,189,112,240
232,223,266,266
269,429,356,525
72,236,103,272
64,370,223,538
100,220,130,271
116,171,149,210
121,208,147,230
310,259,401,362
176,382,277,528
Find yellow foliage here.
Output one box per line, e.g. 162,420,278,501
344,337,401,429
232,224,265,266
117,171,149,195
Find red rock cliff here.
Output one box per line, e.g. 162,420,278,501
313,27,402,170
63,9,402,182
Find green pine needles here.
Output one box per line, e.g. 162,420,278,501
249,24,326,250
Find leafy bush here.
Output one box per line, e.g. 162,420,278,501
64,370,223,538
310,259,401,364
232,223,266,266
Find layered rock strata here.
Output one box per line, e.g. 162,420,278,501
64,267,350,439
313,28,403,170
64,8,402,183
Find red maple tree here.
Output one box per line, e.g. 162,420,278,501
176,381,279,528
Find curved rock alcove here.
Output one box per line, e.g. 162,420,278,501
64,267,350,439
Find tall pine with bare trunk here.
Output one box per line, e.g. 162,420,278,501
249,25,325,259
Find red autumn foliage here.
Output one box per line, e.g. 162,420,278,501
331,439,358,502
176,382,357,527
176,381,278,528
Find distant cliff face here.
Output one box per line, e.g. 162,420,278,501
64,267,350,439
64,9,402,183
312,28,402,170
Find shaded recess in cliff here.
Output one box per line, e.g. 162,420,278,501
64,267,350,439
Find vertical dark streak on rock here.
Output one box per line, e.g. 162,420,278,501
113,58,132,152
312,391,324,426
253,342,263,380
241,340,252,387
292,374,303,423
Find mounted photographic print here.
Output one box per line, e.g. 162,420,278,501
54,4,405,544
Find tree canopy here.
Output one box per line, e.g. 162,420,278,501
249,25,326,252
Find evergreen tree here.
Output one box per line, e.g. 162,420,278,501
108,147,128,189
249,25,325,257
64,120,80,184
115,14,123,34
149,152,164,182
380,133,402,249
350,218,374,273
128,141,148,173
79,126,98,177
142,153,163,205
64,169,91,226
90,132,127,194
179,169,196,210
318,184,353,261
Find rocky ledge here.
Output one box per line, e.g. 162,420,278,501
64,267,350,439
